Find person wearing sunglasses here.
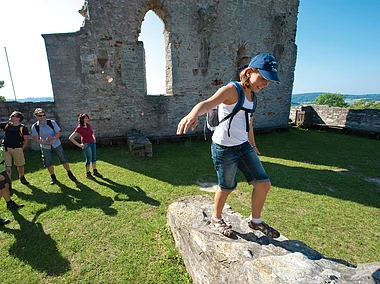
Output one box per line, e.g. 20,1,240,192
0,111,30,186
31,108,77,185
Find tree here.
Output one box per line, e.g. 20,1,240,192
0,81,5,101
350,99,380,110
315,93,348,107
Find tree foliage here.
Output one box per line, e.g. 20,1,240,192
0,81,5,101
350,99,380,110
315,93,348,107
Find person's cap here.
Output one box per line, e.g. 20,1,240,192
248,53,280,84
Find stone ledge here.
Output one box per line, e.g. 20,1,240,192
167,195,380,284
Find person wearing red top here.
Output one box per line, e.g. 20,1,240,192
69,114,103,179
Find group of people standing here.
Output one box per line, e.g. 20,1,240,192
0,108,102,226
1,52,281,239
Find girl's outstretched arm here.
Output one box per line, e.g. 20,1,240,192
176,84,238,134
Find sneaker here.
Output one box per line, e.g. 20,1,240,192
86,172,95,180
50,174,57,185
20,176,29,185
93,169,103,178
0,218,10,226
67,171,77,182
7,200,24,210
248,220,280,238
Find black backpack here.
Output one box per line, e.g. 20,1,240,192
4,123,25,138
2,123,26,148
204,81,257,139
32,119,55,135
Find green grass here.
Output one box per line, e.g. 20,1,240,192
0,128,379,283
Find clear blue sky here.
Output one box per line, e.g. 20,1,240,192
1,0,379,100
294,0,380,94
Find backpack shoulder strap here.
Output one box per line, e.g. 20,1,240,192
32,122,39,135
47,119,55,130
230,81,245,114
19,125,24,137
219,81,245,125
218,81,246,137
4,122,10,131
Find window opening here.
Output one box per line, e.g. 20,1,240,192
138,10,166,96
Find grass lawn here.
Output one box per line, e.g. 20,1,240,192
0,128,379,283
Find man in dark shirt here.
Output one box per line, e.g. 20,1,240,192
0,111,29,185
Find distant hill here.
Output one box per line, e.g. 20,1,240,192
7,97,54,102
291,93,380,106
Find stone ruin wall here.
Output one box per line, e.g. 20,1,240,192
290,105,380,134
42,0,299,139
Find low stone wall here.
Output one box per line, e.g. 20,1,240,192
290,105,380,134
0,101,57,132
0,101,58,150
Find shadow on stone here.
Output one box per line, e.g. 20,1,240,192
167,195,380,284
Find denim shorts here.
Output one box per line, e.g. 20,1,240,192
211,141,270,191
41,145,68,167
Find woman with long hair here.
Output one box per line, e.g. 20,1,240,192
69,113,103,179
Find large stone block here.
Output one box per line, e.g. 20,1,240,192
126,130,152,157
167,195,380,284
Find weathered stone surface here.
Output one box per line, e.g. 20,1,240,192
126,130,152,157
167,195,380,284
42,0,299,139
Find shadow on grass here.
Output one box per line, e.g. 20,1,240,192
264,161,380,208
12,181,117,220
58,181,117,216
95,143,380,208
0,209,71,276
94,177,160,206
19,130,380,209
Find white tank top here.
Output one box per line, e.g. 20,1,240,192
212,97,254,146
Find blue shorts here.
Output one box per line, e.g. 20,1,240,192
211,141,270,192
41,145,68,167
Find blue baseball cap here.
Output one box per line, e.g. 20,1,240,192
248,53,280,84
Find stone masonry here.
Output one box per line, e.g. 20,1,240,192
289,105,380,134
42,0,299,139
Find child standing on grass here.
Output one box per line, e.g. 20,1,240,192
177,53,280,238
69,113,103,180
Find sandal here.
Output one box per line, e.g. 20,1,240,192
211,218,234,237
248,220,280,238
